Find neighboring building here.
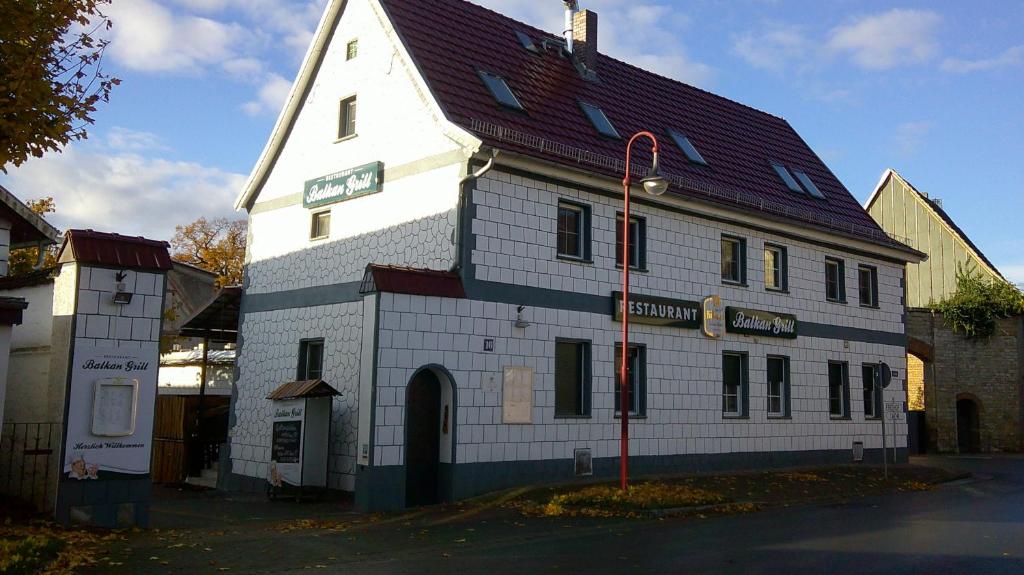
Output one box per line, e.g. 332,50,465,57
865,169,1005,308
0,184,60,431
229,0,924,510
867,169,1022,453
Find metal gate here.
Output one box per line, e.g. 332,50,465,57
0,422,60,511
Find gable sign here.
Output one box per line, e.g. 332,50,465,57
726,307,798,339
613,291,701,329
303,161,382,209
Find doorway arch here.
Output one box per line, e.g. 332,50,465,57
956,394,981,454
404,365,456,507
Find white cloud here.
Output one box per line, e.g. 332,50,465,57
107,0,246,73
941,46,1024,73
893,121,933,155
733,24,811,72
1000,264,1024,286
827,10,942,70
106,127,168,152
0,144,245,241
242,73,293,116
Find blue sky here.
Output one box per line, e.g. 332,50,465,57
1,0,1021,284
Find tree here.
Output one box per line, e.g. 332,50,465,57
171,217,247,288
1,0,120,171
935,266,1024,338
8,197,59,276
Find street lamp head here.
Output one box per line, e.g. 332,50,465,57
641,152,669,196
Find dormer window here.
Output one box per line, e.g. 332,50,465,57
668,130,708,166
578,101,619,138
478,71,524,111
771,162,804,194
793,170,826,199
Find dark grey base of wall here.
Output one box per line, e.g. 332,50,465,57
221,471,268,494
55,477,152,528
350,447,907,512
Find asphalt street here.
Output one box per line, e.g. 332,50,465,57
94,456,1024,574
337,456,1024,575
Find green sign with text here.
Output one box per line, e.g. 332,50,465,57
303,161,382,209
725,307,798,339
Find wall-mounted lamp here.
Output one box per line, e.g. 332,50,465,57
514,305,531,329
112,270,133,305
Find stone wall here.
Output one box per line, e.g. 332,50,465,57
908,309,1024,452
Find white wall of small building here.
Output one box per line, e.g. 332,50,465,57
1,283,54,425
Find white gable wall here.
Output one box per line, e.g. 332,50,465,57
232,0,473,491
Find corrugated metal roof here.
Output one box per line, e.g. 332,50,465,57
58,229,173,271
266,379,341,400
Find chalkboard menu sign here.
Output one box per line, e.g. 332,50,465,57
272,421,302,464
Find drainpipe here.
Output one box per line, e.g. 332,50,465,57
454,149,500,274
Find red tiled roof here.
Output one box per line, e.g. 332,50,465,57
379,0,898,246
361,264,466,299
58,229,173,272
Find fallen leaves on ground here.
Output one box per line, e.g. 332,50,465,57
0,519,122,574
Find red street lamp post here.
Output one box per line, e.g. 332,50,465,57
619,132,669,491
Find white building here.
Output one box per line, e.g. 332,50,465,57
228,0,925,510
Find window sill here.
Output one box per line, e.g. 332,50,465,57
556,254,593,265
722,280,748,288
829,415,852,421
310,235,330,242
613,414,647,420
333,134,358,144
765,287,789,294
615,264,648,273
554,414,592,420
859,303,880,309
767,414,791,420
722,414,749,420
826,298,847,305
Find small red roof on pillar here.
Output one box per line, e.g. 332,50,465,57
57,229,173,272
361,264,466,298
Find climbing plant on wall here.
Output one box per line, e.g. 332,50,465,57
935,267,1024,338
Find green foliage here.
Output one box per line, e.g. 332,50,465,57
0,0,120,171
935,267,1024,338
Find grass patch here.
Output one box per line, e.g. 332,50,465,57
510,482,728,518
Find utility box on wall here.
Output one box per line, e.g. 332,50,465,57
266,379,340,498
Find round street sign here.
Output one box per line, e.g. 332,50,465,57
880,362,893,389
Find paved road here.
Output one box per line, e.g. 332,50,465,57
97,456,1024,574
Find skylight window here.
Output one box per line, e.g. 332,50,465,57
771,163,805,194
668,130,708,166
793,170,826,200
579,101,620,138
478,71,524,111
515,31,538,53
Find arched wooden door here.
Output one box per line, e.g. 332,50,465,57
405,370,441,506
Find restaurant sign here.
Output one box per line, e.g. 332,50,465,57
613,292,701,329
303,161,382,209
726,307,798,339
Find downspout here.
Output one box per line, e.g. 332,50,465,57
454,149,499,274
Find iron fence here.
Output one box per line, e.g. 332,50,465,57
0,422,61,512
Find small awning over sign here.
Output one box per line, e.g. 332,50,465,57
266,379,341,401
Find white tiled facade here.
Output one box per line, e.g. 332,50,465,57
230,0,913,506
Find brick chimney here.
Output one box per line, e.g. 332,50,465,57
572,9,598,74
